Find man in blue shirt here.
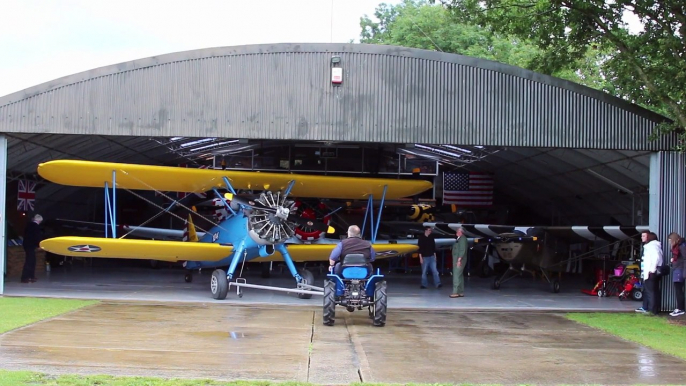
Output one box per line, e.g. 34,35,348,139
329,225,375,274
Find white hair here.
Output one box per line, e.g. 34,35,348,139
347,225,361,237
33,214,43,222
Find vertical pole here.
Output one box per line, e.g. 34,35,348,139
368,195,374,241
104,182,110,238
361,196,371,238
112,170,116,238
373,185,388,243
0,136,7,295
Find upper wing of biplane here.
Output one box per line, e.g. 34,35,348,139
37,160,432,200
40,236,419,263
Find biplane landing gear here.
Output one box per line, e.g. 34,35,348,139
184,271,193,283
261,262,271,279
211,269,229,300
297,269,315,299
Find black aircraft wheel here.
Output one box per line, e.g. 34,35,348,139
491,278,501,290
631,288,643,301
323,280,336,326
551,278,561,294
184,273,193,283
211,269,229,300
373,281,387,327
597,289,606,298
297,269,314,299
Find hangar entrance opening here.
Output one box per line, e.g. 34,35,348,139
1,133,651,309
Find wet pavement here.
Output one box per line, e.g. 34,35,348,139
1,301,686,384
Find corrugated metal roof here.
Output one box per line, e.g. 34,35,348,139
0,43,673,150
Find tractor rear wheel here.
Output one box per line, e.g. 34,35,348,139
323,280,336,326
373,281,387,327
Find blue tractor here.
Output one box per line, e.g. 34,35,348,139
323,254,388,327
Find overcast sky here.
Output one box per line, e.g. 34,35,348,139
0,0,399,97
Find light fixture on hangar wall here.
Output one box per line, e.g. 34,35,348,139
331,56,342,85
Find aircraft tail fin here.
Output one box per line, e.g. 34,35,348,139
183,214,199,242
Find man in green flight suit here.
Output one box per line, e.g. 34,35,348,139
450,227,467,298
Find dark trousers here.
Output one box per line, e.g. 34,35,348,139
642,274,659,314
674,281,685,311
21,247,37,281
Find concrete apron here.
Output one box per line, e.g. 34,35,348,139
1,301,685,384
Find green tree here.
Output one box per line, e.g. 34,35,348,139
359,0,611,97
439,0,686,147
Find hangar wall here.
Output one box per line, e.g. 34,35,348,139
0,136,6,294
649,151,686,311
0,43,673,150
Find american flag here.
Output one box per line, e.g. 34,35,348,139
17,180,36,212
442,171,493,206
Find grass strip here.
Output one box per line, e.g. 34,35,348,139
0,297,98,334
566,312,686,360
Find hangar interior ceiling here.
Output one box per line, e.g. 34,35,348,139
4,133,649,230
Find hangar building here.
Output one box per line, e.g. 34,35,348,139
0,43,683,308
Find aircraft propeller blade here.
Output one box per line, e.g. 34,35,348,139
230,195,277,212
288,214,330,233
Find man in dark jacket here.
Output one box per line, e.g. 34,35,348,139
21,214,43,283
418,226,441,289
329,225,375,275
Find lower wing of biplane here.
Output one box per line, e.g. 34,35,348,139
40,236,419,263
38,160,432,300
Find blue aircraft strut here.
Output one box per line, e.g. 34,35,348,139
360,185,388,243
213,187,237,216
103,170,117,238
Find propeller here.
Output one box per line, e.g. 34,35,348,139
228,194,276,212
288,214,330,233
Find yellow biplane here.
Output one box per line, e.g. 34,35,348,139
38,160,432,300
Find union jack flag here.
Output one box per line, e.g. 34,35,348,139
17,180,36,212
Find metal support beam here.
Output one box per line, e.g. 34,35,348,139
111,170,116,238
372,185,388,243
0,136,7,295
649,151,686,312
228,281,323,296
361,195,372,238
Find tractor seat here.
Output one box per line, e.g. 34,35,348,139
338,253,373,279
